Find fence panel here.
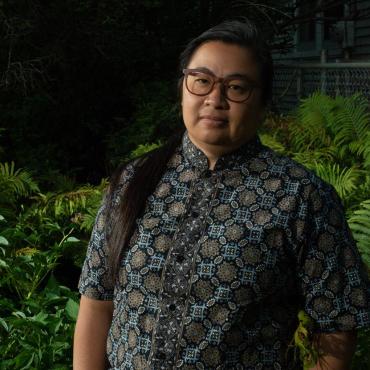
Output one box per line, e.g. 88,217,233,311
273,63,370,112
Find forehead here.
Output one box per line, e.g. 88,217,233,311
187,41,259,79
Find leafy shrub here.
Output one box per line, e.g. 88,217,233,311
1,92,370,368
0,227,79,369
0,161,103,369
262,92,370,369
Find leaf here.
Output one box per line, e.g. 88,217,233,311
0,236,9,245
12,311,27,319
65,299,79,321
66,236,80,243
32,311,49,326
0,317,9,332
333,94,370,147
0,259,8,268
311,163,361,200
348,199,370,268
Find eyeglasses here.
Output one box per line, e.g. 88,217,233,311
183,68,259,103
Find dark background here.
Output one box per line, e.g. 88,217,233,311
0,0,302,186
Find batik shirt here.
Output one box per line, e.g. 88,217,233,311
78,131,370,370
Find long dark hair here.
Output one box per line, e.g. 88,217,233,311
106,18,273,281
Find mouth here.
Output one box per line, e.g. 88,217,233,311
199,115,228,126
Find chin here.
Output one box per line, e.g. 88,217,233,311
197,132,231,146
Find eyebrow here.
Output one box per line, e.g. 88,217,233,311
194,66,257,83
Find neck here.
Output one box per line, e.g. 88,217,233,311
187,133,245,170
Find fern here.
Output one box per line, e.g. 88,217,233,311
289,93,334,152
348,200,370,268
79,208,99,232
0,161,40,220
310,163,361,200
259,133,286,154
128,141,162,160
0,162,39,200
332,94,370,149
362,132,370,169
31,179,108,218
291,147,337,168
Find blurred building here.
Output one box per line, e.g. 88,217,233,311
273,0,370,112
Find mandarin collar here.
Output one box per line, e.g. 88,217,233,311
182,130,262,172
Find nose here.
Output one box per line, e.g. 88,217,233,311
205,81,228,108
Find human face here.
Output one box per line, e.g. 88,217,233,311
181,41,264,156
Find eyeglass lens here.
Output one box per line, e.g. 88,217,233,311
186,71,253,102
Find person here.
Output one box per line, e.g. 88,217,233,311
73,19,370,370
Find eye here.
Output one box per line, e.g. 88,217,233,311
228,84,246,91
226,80,253,95
194,76,211,85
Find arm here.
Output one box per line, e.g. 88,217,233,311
73,295,114,370
309,331,357,370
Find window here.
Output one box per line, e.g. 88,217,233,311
324,2,345,40
298,0,317,43
296,0,347,50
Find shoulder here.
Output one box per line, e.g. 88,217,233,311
255,144,338,201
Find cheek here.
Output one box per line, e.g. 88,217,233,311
230,104,263,134
182,92,200,123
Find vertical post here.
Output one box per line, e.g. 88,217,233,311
297,67,302,104
320,49,327,94
344,68,350,96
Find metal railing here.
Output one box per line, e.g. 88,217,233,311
273,62,370,112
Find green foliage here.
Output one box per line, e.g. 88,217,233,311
289,311,318,370
128,141,163,160
259,133,286,154
0,274,78,369
262,92,370,208
0,162,103,369
1,91,370,368
261,92,370,369
31,179,108,220
348,200,370,268
0,214,79,369
292,92,334,151
331,94,370,152
0,161,39,219
309,163,362,200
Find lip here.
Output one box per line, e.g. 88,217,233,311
199,115,228,124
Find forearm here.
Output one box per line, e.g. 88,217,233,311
73,296,114,370
309,331,357,370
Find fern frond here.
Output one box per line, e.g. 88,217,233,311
291,147,337,168
333,94,370,148
128,142,162,160
32,180,107,219
362,132,370,169
259,133,286,154
289,93,334,152
0,162,39,201
310,162,361,200
348,200,370,268
79,208,99,232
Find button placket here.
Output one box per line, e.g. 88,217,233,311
151,168,220,369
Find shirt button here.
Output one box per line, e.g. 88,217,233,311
157,351,166,360
169,303,176,311
204,170,213,178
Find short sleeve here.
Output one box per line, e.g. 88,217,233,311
78,195,114,300
297,181,370,333
78,161,140,300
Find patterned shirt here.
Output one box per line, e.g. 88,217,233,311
78,131,370,370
